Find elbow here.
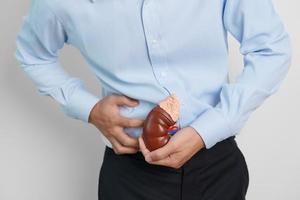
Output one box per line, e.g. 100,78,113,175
276,31,293,78
14,37,24,66
264,29,292,75
268,31,292,95
14,48,25,67
14,33,32,69
283,33,292,72
276,23,293,67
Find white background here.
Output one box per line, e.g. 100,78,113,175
0,0,299,199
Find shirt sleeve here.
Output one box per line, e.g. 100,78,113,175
14,0,100,123
189,0,292,149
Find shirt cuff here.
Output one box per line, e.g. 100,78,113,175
188,107,232,149
61,86,100,123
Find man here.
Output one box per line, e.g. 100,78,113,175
15,0,291,199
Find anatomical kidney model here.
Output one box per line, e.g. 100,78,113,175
142,93,180,151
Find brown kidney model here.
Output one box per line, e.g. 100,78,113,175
142,94,180,151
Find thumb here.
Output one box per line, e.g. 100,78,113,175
148,140,175,162
113,95,139,107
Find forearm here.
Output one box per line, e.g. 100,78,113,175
189,0,292,149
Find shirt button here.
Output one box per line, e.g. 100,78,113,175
152,39,158,45
144,0,150,6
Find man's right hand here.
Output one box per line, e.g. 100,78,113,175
88,94,144,155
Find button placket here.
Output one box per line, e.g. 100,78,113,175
141,2,192,128
141,0,169,94
160,71,167,78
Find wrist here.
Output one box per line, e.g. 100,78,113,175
88,101,98,124
187,126,206,149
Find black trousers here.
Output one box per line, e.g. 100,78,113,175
98,136,249,200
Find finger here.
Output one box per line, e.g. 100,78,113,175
138,135,150,157
112,95,139,106
147,155,173,167
147,141,176,162
110,137,138,154
114,126,139,148
147,153,183,169
118,117,144,128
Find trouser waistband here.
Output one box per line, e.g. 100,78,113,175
105,136,237,172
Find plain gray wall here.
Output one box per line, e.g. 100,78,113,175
1,0,299,199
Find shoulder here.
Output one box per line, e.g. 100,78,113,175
32,0,93,12
27,0,79,28
23,0,75,36
28,0,93,22
28,0,74,19
27,0,60,20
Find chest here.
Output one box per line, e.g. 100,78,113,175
59,0,226,66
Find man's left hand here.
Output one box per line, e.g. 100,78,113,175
138,126,205,169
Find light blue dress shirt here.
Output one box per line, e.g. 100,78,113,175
15,0,292,149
